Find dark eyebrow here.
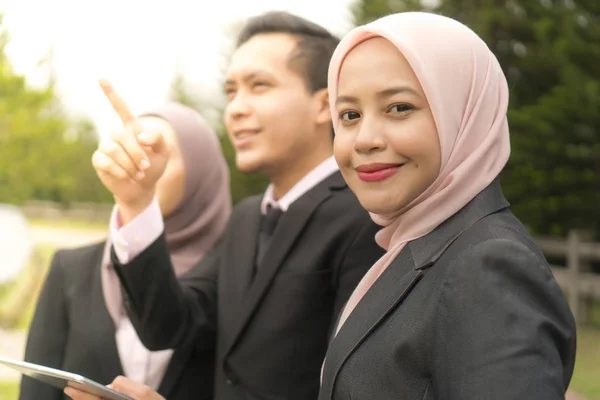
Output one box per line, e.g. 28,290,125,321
335,95,358,107
378,86,420,98
224,71,273,87
335,86,420,107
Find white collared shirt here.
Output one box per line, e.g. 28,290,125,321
260,156,339,214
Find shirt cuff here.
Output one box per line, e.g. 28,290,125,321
109,198,164,264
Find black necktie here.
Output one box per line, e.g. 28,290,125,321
256,205,283,268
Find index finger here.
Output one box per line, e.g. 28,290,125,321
99,79,136,126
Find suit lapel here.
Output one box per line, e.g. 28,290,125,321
218,197,262,336
320,246,424,399
225,172,345,357
94,323,125,385
156,346,192,397
94,242,196,397
90,245,125,385
320,179,511,398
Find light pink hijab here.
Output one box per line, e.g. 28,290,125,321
102,103,231,326
329,12,511,335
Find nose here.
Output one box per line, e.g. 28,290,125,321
353,116,386,154
226,91,252,120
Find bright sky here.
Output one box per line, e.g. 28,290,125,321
0,0,355,137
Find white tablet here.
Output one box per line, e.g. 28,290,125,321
0,357,133,400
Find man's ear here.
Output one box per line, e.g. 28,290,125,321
313,88,332,126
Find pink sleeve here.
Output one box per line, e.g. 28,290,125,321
109,197,164,264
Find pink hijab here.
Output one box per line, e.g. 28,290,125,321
329,12,511,335
101,103,232,326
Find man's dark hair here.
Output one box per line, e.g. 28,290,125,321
236,11,340,94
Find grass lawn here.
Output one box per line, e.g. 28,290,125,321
0,245,56,330
0,381,19,400
570,327,600,399
570,301,600,399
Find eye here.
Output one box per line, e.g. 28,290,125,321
224,87,236,99
388,103,413,114
340,111,361,121
252,81,270,91
388,103,413,113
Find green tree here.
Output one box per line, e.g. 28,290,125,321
352,0,600,237
0,16,112,205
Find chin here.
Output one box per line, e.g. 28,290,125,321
235,154,264,174
359,201,392,215
354,195,380,214
355,191,404,216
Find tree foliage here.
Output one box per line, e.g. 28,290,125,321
0,17,112,205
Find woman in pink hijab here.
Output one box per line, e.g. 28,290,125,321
319,12,576,400
20,103,231,400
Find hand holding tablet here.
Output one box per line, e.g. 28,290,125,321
0,357,163,400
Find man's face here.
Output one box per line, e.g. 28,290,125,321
224,33,326,175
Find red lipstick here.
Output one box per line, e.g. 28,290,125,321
355,163,403,182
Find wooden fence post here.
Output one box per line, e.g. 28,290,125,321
567,231,581,324
567,230,595,326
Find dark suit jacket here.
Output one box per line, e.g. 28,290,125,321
112,171,385,400
19,242,215,400
319,180,577,400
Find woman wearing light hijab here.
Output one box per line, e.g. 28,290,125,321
319,12,576,400
20,103,231,400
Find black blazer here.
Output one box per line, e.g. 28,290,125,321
319,180,577,400
112,171,385,400
19,242,215,400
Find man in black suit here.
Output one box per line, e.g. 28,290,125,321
65,11,385,400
